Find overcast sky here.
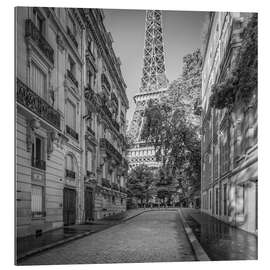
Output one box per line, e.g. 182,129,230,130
103,9,207,120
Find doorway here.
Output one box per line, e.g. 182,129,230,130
63,188,76,226
85,187,94,223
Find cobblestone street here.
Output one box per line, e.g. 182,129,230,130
19,210,195,265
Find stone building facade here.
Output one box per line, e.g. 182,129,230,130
15,7,129,238
200,12,257,234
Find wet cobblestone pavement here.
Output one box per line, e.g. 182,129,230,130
19,210,195,265
181,208,258,260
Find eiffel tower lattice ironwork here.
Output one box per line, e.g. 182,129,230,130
140,10,168,92
127,10,169,170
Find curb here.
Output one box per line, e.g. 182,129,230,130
177,208,210,261
121,209,151,222
16,231,92,262
17,210,149,263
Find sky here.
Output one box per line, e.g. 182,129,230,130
103,9,207,121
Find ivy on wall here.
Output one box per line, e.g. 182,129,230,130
209,13,258,110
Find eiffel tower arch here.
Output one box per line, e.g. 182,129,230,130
127,10,169,171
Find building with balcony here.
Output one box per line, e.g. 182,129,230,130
81,9,129,220
15,7,129,238
200,12,257,234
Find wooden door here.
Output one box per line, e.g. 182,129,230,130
85,187,93,222
63,188,76,226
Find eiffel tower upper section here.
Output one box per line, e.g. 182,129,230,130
140,10,169,92
127,10,169,170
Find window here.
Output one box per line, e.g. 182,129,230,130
33,8,45,34
65,154,76,179
31,185,44,218
220,127,230,174
215,188,219,215
68,56,76,77
223,183,227,216
88,38,94,53
209,190,212,210
66,154,74,171
102,162,106,179
87,69,94,88
31,62,46,99
66,100,76,130
31,135,45,170
237,185,245,215
87,150,93,172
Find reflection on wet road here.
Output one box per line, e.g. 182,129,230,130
181,208,257,260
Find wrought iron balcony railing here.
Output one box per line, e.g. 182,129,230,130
87,126,95,137
17,79,61,130
86,50,96,69
67,70,78,88
66,125,79,140
111,119,120,131
25,19,54,64
102,178,111,188
101,103,113,119
100,138,122,162
67,27,78,48
84,86,96,104
31,158,46,170
65,169,76,179
32,211,46,218
111,92,119,107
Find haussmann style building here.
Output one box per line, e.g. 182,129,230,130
200,12,257,234
15,7,129,239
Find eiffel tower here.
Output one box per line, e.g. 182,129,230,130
127,10,169,170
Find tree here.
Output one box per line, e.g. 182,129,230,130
141,49,202,206
127,164,155,206
209,13,257,110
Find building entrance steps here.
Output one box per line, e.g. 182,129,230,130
16,209,147,262
180,208,258,260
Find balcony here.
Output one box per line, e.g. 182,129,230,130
67,70,78,88
100,138,122,162
111,92,119,110
32,211,46,218
84,86,96,104
16,78,61,130
101,103,113,119
112,182,119,191
111,119,120,131
102,178,111,188
86,50,97,70
31,158,46,170
66,169,76,179
25,19,54,64
87,126,95,137
67,27,78,48
66,125,78,140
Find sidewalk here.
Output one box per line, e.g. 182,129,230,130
16,208,147,261
181,208,258,260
